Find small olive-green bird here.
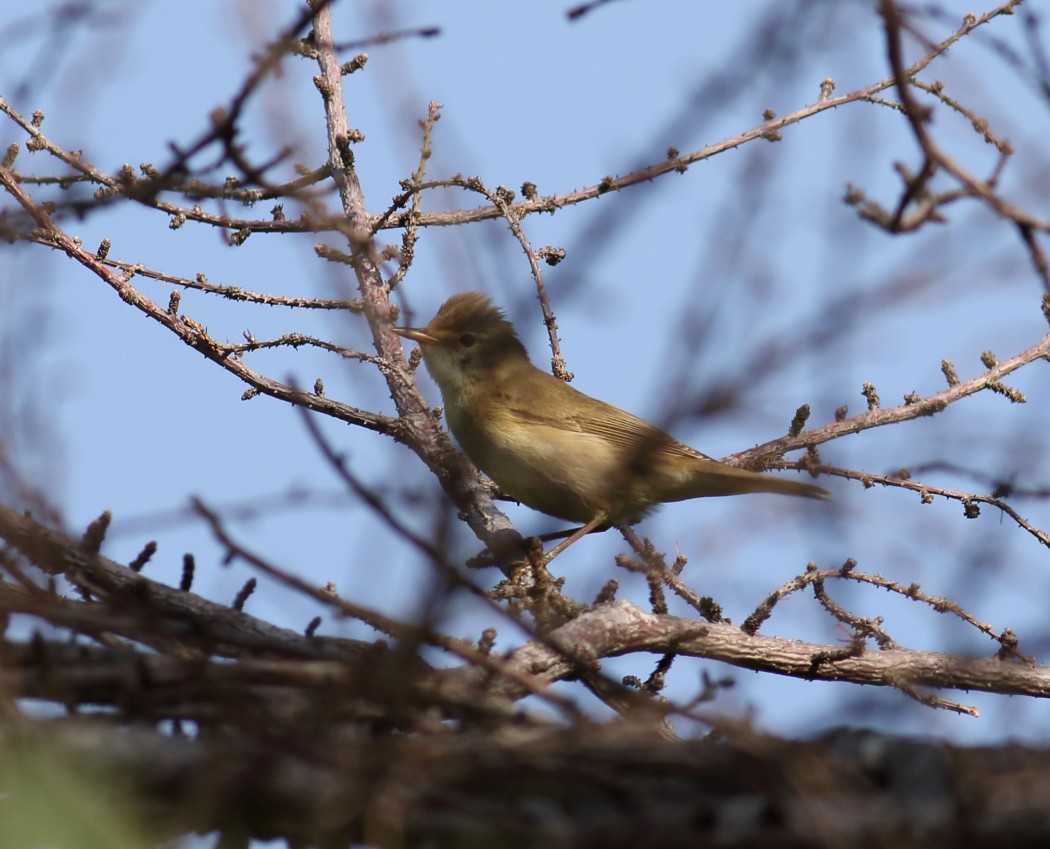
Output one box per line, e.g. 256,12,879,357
394,292,826,534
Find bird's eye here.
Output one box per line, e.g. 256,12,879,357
459,333,477,348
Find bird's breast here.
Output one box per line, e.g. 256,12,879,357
445,396,628,522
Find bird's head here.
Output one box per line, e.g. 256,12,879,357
393,292,530,395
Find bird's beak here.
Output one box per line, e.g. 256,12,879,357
392,326,438,345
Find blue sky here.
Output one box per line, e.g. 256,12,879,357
2,0,1049,745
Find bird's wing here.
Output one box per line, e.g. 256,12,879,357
505,376,714,462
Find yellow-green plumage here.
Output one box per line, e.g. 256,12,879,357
395,292,827,524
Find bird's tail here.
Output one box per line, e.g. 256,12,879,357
666,461,829,502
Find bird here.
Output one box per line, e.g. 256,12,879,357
394,292,826,555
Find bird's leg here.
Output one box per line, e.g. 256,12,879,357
534,524,611,544
465,522,610,569
543,511,609,562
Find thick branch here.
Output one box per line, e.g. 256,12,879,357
485,601,1050,706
